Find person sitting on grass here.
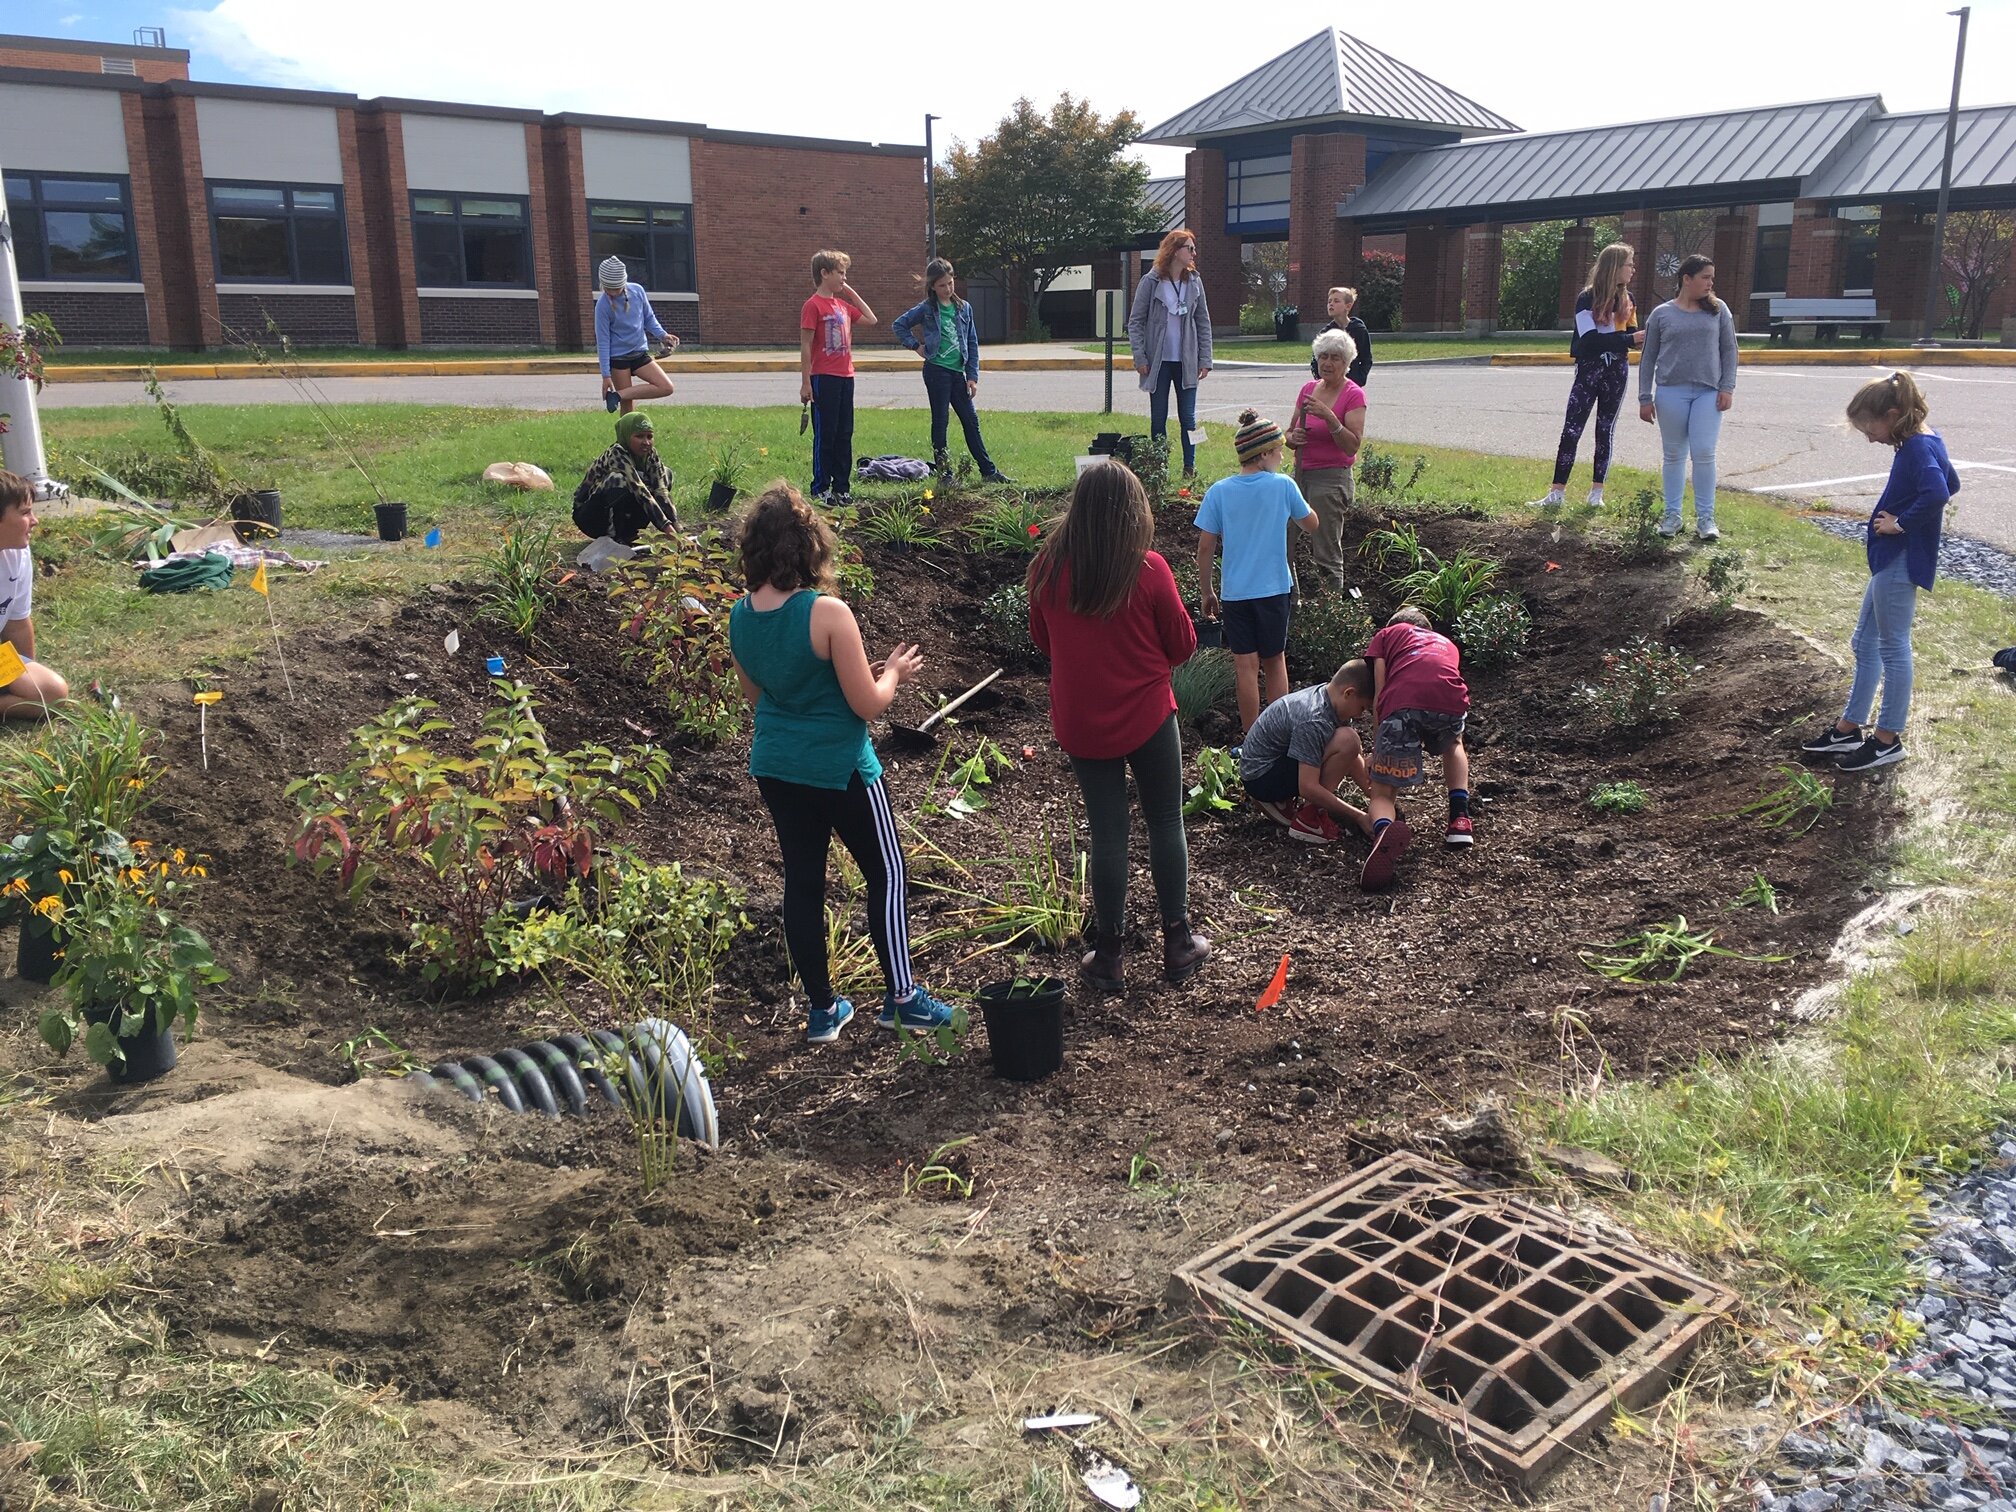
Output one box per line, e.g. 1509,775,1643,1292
595,256,679,415
728,483,955,1045
0,470,69,722
1195,409,1318,734
1238,658,1376,846
572,412,678,546
1360,606,1473,891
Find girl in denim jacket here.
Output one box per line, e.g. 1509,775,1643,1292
890,259,1012,485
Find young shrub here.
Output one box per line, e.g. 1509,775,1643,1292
1357,449,1427,502
964,494,1053,556
1452,593,1532,674
1616,486,1668,562
1588,780,1649,815
478,521,561,643
1575,636,1697,731
287,683,671,993
1126,435,1174,507
1390,550,1501,627
1171,647,1237,728
606,535,746,742
1696,548,1750,613
1287,592,1377,683
979,580,1041,665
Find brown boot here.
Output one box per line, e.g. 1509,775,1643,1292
1162,917,1211,984
1080,930,1125,994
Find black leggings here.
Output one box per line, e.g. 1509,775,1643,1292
573,479,656,544
1551,356,1628,487
757,771,912,1010
1067,713,1190,936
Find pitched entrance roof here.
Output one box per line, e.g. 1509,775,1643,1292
1800,103,2016,203
1336,97,1882,227
1140,29,1517,146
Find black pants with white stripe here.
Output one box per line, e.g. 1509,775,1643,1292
756,771,912,1011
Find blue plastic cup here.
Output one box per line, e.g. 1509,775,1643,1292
486,655,506,675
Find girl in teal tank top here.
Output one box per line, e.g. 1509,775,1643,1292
729,484,955,1044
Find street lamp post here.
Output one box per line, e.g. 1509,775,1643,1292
1918,6,1970,345
925,114,940,263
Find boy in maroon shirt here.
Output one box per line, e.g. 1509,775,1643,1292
1360,605,1473,890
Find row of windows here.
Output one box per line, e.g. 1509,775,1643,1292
1752,212,1878,296
2,173,697,292
1227,154,1291,231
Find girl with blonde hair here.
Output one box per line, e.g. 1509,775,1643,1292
1537,243,1642,507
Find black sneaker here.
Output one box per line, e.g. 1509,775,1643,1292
1836,735,1905,773
982,470,1015,485
1994,646,2016,673
1799,723,1863,758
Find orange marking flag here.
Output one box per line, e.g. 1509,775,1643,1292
1255,954,1290,1012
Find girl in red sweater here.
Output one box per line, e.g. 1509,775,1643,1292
1027,461,1210,993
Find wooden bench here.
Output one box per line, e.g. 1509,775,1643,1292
1768,297,1885,343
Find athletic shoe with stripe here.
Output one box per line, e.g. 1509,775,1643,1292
1836,735,1905,773
878,987,955,1031
1799,723,1863,758
1288,803,1341,844
1446,814,1474,847
1359,816,1413,891
807,998,854,1044
1252,794,1296,828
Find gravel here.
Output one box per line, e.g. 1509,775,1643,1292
1804,514,2016,601
1758,1140,2016,1512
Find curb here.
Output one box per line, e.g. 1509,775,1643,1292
1491,348,2016,369
46,354,1110,383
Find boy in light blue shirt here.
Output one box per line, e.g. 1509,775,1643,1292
1195,408,1318,732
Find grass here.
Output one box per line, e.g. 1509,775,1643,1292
17,398,2016,1504
48,344,586,366
1076,332,1782,363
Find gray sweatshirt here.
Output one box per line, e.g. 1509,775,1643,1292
1638,299,1738,402
1126,270,1213,390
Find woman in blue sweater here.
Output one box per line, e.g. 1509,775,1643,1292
890,258,1011,484
595,256,678,415
1799,372,1957,774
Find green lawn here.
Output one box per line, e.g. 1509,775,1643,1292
45,345,578,367
1078,333,1880,364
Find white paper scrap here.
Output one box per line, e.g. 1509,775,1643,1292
1083,1456,1141,1509
1023,1412,1099,1433
444,629,460,654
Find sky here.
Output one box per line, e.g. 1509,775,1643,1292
14,0,2016,181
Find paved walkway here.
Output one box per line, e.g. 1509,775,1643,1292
38,359,2016,554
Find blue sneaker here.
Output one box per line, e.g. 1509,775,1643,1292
807,998,854,1044
877,987,954,1031
604,390,621,413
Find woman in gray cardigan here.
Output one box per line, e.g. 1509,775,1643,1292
1127,229,1214,478
1638,253,1739,541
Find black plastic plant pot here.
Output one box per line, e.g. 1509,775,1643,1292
1193,615,1224,648
232,489,283,536
374,502,409,542
707,481,736,512
17,920,61,984
976,977,1067,1082
87,1009,178,1085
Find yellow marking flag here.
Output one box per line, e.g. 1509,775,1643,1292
249,560,269,597
0,642,23,687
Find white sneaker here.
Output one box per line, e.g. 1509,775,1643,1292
1534,491,1565,509
1586,489,1605,508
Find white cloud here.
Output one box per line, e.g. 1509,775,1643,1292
167,0,2013,185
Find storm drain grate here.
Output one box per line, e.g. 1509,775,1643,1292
1177,1152,1735,1485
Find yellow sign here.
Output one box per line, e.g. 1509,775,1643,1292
0,642,23,687
193,691,222,706
249,560,269,597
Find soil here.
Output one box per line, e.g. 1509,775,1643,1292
1,497,1901,1492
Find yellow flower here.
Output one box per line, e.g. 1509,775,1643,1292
126,778,145,789
758,447,769,456
56,868,72,884
31,896,63,920
190,865,208,878
157,861,170,877
3,878,27,897
131,839,150,851
173,848,186,865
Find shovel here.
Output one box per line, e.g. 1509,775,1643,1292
888,667,1003,751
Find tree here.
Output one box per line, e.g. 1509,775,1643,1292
1355,249,1405,332
1498,222,1566,331
1941,210,2013,339
938,95,1158,340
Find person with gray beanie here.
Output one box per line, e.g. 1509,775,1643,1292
595,254,679,415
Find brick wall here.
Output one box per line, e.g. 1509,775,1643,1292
139,92,213,349
117,90,172,345
1711,208,1758,327
521,121,557,347
1872,204,1934,336
218,293,359,345
19,290,150,345
417,297,541,345
543,123,592,349
1559,223,1595,323
1463,222,1504,333
1180,148,1243,333
1786,200,1846,299
1619,210,1659,311
354,110,421,348
1288,131,1367,326
689,138,924,345
0,46,187,81
650,299,701,343
334,108,380,345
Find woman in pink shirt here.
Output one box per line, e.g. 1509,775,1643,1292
1285,328,1368,594
1027,461,1209,994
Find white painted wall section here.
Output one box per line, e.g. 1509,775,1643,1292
0,85,129,174
401,114,530,195
581,128,692,203
195,97,344,183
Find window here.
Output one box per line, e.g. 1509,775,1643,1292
588,203,695,293
410,192,530,287
1840,206,1879,294
210,182,349,284
1,172,136,280
1227,154,1291,232
1754,225,1790,295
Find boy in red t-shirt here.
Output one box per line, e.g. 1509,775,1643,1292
799,249,878,504
1360,605,1474,890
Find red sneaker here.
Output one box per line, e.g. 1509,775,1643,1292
1252,794,1296,828
1360,818,1411,890
1446,814,1474,847
1288,803,1341,845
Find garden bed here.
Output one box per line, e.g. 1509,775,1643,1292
1,496,1898,1478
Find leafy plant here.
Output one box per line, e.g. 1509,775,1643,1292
920,737,1012,819
1696,548,1750,612
38,838,227,1070
856,499,945,549
979,579,1039,663
707,439,749,493
1452,594,1532,674
1126,1145,1164,1189
69,462,198,563
1579,916,1790,985
1389,550,1501,627
905,1137,977,1199
1171,647,1236,728
0,700,158,840
1734,873,1781,914
606,535,746,742
1357,450,1427,501
0,312,60,439
964,494,1052,555
1127,435,1173,507
1575,636,1696,731
1358,520,1429,577
287,683,670,993
141,369,230,503
1184,745,1242,818
337,1027,426,1080
1616,486,1668,562
917,816,1087,955
1588,780,1649,815
1287,591,1377,683
1737,766,1835,834
478,521,562,643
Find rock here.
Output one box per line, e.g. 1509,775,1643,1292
1540,1143,1639,1190
1433,1099,1529,1177
1790,1491,1841,1512
1782,1434,1831,1467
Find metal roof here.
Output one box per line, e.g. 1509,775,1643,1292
1143,176,1187,233
1800,103,2016,201
1141,28,1517,146
1338,96,1882,225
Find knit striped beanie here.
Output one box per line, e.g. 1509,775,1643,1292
598,256,629,289
1234,408,1283,463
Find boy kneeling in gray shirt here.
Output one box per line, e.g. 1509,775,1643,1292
1238,659,1375,847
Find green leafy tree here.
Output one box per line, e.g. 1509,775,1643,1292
1354,249,1405,332
1498,222,1567,331
938,94,1158,339
1942,210,2014,339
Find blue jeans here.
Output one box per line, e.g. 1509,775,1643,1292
1148,361,1198,471
1653,382,1723,533
921,362,997,475
1843,556,1919,733
809,373,854,499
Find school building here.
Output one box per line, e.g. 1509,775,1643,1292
0,31,925,350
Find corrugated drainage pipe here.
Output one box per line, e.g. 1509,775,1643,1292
407,1019,718,1149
